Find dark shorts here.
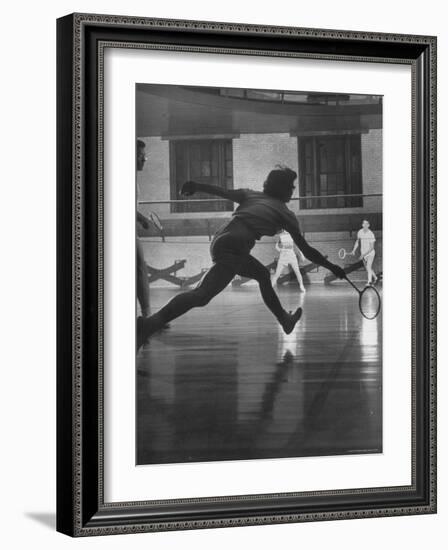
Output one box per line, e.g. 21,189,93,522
210,219,256,271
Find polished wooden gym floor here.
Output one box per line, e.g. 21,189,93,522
136,283,382,465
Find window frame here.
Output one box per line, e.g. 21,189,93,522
169,137,234,214
297,132,363,210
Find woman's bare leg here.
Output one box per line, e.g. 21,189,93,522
364,254,377,284
238,255,302,334
271,257,285,286
136,238,150,317
289,257,306,292
140,263,235,342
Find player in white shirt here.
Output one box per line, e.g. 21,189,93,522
350,220,378,286
272,230,306,292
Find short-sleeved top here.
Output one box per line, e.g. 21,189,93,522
357,228,376,255
278,232,295,250
231,189,299,239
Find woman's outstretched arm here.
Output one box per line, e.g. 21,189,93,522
181,180,247,203
288,227,345,279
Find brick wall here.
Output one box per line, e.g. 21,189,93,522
138,133,300,219
361,129,383,212
294,129,383,215
138,130,382,218
137,137,170,218
233,133,299,191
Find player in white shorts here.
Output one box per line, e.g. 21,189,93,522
272,230,306,292
350,219,378,286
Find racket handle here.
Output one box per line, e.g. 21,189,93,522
345,276,359,292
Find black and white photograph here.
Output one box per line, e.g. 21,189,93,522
50,5,437,541
1,0,443,544
135,84,383,465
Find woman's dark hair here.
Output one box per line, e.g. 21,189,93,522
263,165,297,202
137,139,146,149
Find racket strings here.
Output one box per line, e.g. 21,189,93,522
359,286,381,319
149,212,163,232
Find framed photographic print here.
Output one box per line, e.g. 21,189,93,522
56,13,437,536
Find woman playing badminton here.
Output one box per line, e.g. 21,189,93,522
137,166,345,349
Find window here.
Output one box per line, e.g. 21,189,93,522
298,135,362,209
169,139,234,213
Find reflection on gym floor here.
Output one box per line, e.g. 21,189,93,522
136,284,382,465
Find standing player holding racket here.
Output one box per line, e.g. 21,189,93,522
136,140,151,318
136,140,170,335
272,229,306,292
350,219,378,286
137,166,345,349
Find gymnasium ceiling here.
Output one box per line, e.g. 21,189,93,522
136,84,383,138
